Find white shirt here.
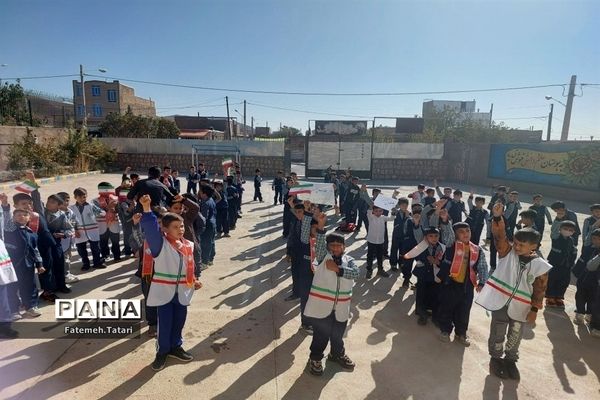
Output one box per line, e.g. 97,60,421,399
366,211,395,244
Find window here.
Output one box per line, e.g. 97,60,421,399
75,84,83,97
460,101,467,112
76,105,85,117
93,104,102,117
107,89,117,102
92,85,101,96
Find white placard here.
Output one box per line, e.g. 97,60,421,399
297,182,336,206
373,194,398,211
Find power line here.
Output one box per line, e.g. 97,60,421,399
82,73,577,97
2,74,79,80
247,101,373,118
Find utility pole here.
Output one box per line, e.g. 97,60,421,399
80,64,87,129
560,74,576,141
546,103,553,141
225,96,231,140
251,116,254,137
489,103,494,127
243,100,247,137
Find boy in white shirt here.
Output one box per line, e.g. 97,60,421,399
361,186,395,279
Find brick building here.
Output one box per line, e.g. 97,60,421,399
72,80,156,128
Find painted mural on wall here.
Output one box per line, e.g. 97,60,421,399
488,143,600,190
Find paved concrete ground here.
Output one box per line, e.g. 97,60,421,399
0,171,599,400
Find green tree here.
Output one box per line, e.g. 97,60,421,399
269,125,301,138
99,110,180,138
407,107,518,143
0,82,41,126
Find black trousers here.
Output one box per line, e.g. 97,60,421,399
253,186,263,201
575,278,597,314
309,312,348,361
389,229,403,267
76,240,103,268
366,242,385,271
100,231,121,260
546,265,571,299
187,181,197,195
216,209,229,234
590,287,600,330
415,280,439,318
283,207,292,236
357,211,368,230
437,281,474,336
298,267,314,327
228,205,238,228
274,187,283,204
290,256,310,298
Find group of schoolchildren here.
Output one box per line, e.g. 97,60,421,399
0,162,250,372
283,172,600,380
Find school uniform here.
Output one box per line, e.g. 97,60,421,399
447,200,466,224
546,235,577,300
343,184,360,225
130,223,157,328
582,216,600,250
253,175,263,202
550,211,581,247
573,246,600,316
477,216,551,362
400,218,424,282
30,190,64,293
3,214,43,310
0,238,18,333
409,190,425,206
287,213,313,326
186,172,200,195
226,185,239,229
215,190,229,235
389,211,411,271
60,207,76,276
44,208,74,286
529,204,553,238
70,202,105,269
282,191,293,237
504,201,522,241
304,230,360,361
200,196,217,265
365,211,395,273
437,241,488,337
272,177,285,205
94,195,121,261
172,178,181,194
140,212,196,356
356,196,370,232
466,199,489,245
118,201,134,257
412,242,446,320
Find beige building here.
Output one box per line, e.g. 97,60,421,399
72,80,156,127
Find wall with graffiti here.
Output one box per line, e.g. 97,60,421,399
488,143,600,190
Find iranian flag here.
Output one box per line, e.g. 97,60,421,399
288,182,313,195
15,180,40,194
222,157,234,169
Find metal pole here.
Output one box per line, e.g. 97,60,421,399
560,75,576,141
546,103,553,141
243,100,246,137
225,96,231,140
80,64,87,129
370,118,375,179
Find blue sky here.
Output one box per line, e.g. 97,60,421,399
1,0,599,139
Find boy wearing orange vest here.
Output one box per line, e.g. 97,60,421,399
436,221,488,345
138,195,202,371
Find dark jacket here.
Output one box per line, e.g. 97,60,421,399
548,235,577,269
128,178,174,209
